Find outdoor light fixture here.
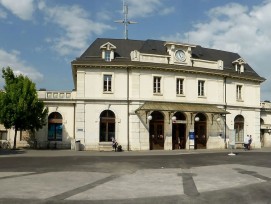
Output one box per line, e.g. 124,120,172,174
145,111,152,123
172,116,177,123
195,117,200,122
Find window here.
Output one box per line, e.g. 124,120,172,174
153,76,161,94
0,130,7,140
236,65,241,74
105,50,111,62
48,112,63,141
198,80,205,96
103,74,112,92
176,78,184,95
236,85,242,100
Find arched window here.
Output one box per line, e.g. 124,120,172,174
100,110,115,142
48,112,63,141
234,115,244,142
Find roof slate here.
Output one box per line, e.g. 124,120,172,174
74,38,264,81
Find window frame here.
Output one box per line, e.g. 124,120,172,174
153,75,163,95
103,73,114,93
236,84,243,101
176,77,185,96
105,50,111,62
198,80,205,97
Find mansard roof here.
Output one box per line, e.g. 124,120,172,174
73,38,264,82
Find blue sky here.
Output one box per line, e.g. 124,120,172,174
0,0,270,100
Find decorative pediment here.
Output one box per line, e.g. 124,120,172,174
232,58,246,65
100,42,117,50
233,58,246,73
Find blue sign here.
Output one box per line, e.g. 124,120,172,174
189,131,195,140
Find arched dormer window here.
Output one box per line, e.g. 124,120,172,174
233,58,246,74
100,42,116,62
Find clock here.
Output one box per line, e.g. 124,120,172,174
175,50,186,62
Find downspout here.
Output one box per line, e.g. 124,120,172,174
127,67,130,151
224,76,227,148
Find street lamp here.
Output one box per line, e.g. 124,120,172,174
195,117,200,122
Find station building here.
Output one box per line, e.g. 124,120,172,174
2,38,271,150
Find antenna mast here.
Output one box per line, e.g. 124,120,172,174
114,1,137,39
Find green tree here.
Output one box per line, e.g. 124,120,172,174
0,67,48,149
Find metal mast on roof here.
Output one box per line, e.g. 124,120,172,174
114,0,137,40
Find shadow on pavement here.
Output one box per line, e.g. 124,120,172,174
0,149,26,156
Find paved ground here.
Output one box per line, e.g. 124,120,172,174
0,148,271,204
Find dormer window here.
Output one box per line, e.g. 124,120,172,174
100,42,116,62
105,50,111,62
233,58,246,74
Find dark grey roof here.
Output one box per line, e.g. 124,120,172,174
79,38,144,59
74,38,264,81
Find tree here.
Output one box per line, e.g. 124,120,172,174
0,67,48,149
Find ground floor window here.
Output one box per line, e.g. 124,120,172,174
48,112,63,141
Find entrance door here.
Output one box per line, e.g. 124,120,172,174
172,123,186,149
194,113,207,149
150,122,164,150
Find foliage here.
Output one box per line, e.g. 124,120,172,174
0,67,48,149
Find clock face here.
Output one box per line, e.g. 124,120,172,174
175,50,186,62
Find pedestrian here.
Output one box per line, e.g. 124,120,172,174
244,135,249,150
112,137,118,152
248,135,252,150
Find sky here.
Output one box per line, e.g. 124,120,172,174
0,0,271,100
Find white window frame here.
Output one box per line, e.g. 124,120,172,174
198,80,205,97
103,73,114,93
105,50,111,62
176,77,185,96
153,75,163,95
236,84,243,101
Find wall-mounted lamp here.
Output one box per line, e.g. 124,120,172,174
195,117,200,122
172,116,177,123
145,111,152,123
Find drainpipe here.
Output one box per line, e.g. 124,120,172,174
224,76,227,148
127,67,130,151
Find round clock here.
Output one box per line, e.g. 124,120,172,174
175,50,186,62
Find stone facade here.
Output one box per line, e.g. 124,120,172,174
2,38,271,150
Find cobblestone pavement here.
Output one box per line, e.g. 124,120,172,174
0,149,271,204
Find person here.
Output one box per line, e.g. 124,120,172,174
244,135,249,150
248,135,252,150
112,137,118,152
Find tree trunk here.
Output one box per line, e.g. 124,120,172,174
13,128,18,149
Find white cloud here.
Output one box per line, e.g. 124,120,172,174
0,0,34,20
0,49,43,85
126,0,175,18
39,2,114,56
162,1,271,100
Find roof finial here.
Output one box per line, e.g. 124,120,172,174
114,0,137,40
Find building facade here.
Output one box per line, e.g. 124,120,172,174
2,38,270,150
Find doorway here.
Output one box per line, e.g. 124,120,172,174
149,111,164,150
194,113,207,149
172,112,186,149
